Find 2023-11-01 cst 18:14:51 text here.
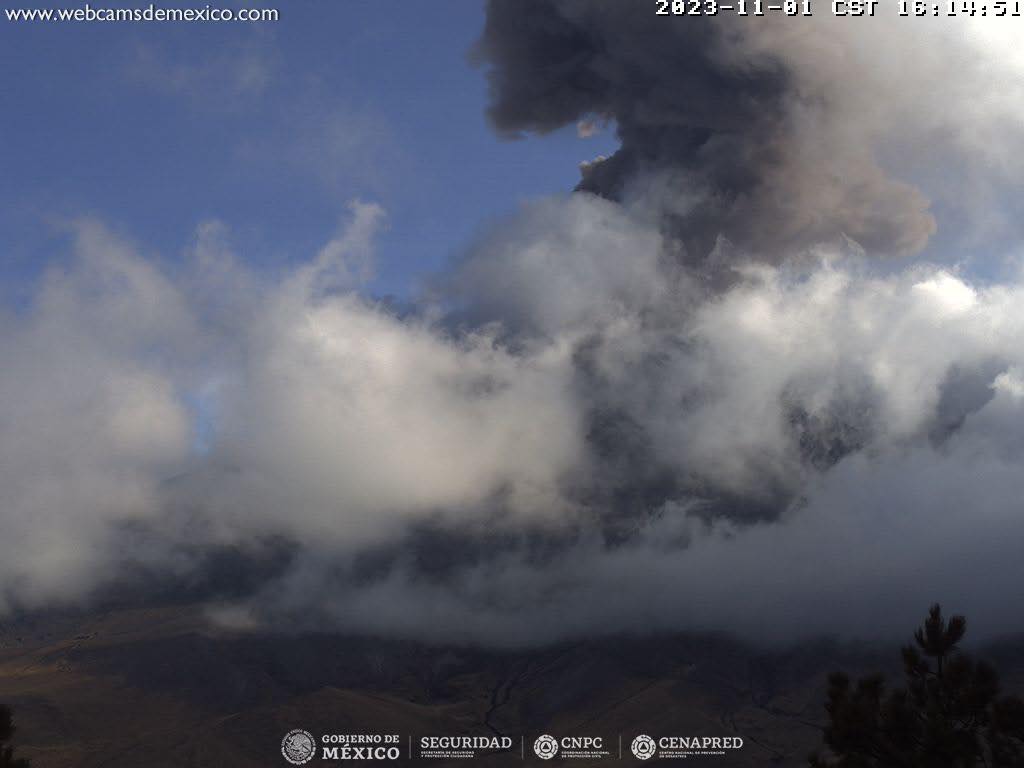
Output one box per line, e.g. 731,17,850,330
657,0,1024,16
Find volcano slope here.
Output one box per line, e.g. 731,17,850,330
4,604,1023,767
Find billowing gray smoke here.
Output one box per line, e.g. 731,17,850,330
3,9,1024,646
475,0,936,262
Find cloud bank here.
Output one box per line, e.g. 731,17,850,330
4,5,1024,645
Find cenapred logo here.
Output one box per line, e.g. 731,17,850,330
534,734,559,760
631,734,744,760
631,734,657,761
281,729,316,765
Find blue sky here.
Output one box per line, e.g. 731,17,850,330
7,2,1024,645
0,1,619,301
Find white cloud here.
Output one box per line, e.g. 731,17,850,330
127,37,278,103
0,220,193,609
7,201,1024,646
7,13,1024,645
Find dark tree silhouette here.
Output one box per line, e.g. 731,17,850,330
0,705,30,768
811,605,1024,767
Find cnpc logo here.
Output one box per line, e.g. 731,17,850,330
533,735,559,760
534,734,605,759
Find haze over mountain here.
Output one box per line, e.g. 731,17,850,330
2,0,1024,650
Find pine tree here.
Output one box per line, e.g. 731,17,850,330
0,705,30,768
810,605,1024,767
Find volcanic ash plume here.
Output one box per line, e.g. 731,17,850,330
475,0,942,263
4,4,1024,644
